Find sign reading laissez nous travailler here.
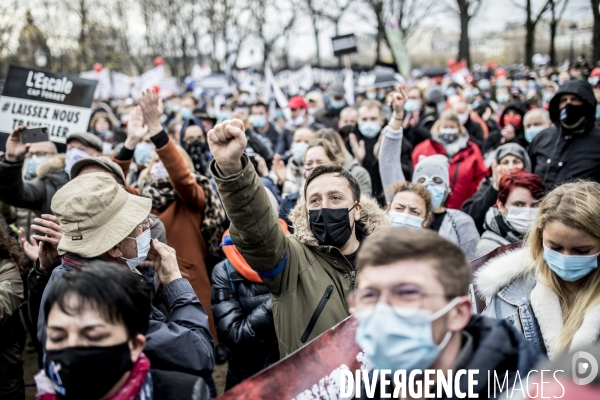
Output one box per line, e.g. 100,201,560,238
0,65,97,143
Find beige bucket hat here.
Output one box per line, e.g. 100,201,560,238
51,172,152,258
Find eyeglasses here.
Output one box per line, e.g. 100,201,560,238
351,283,453,315
26,151,55,158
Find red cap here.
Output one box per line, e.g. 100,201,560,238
591,68,600,77
495,67,507,78
288,95,308,110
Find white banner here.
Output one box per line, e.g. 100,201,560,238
0,97,92,143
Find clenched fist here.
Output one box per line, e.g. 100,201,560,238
207,119,247,176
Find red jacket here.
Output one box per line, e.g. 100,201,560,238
412,139,489,210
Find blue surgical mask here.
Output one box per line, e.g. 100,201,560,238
543,92,555,103
355,298,459,372
180,107,193,120
25,155,48,179
478,80,490,91
134,142,155,167
122,228,152,271
389,212,423,229
219,112,231,122
404,99,421,113
358,122,381,139
290,142,309,163
525,126,545,143
426,185,446,209
252,115,267,129
596,106,600,120
366,92,377,100
445,88,456,98
330,98,346,109
497,93,510,104
64,148,90,174
543,245,600,282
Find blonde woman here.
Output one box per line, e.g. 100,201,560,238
475,181,600,359
412,111,488,210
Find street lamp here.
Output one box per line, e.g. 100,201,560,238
34,49,47,68
569,23,577,65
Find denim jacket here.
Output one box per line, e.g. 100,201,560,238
475,248,546,355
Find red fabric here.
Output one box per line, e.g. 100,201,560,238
288,96,308,109
107,353,150,400
221,220,291,284
412,139,489,210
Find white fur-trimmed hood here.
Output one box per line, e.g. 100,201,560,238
474,247,533,299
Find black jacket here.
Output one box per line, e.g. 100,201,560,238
359,315,544,399
255,122,280,149
461,178,498,235
528,80,600,188
404,109,435,148
346,125,413,205
211,260,279,389
314,106,343,130
484,101,529,153
464,117,485,150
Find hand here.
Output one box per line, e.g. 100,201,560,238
254,155,269,177
30,214,62,247
207,119,247,176
18,228,39,262
409,110,420,128
349,133,366,164
272,154,287,185
500,124,515,143
5,125,29,162
157,97,164,116
390,86,407,118
125,106,149,150
482,107,492,121
141,239,182,286
138,89,163,135
491,160,506,191
19,229,60,272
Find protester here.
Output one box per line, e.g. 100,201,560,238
348,99,413,204
351,227,542,398
0,216,27,400
250,102,279,149
271,128,315,198
523,108,552,144
528,80,600,187
23,141,58,181
112,91,223,340
476,180,600,358
412,111,488,210
484,100,529,153
461,143,532,233
451,100,485,149
212,191,286,389
180,117,211,177
207,119,389,356
476,170,545,257
306,91,324,116
31,172,215,375
314,82,347,129
311,130,369,196
338,107,358,131
387,181,432,229
35,263,211,400
0,128,102,214
89,111,114,140
276,96,323,162
402,86,435,148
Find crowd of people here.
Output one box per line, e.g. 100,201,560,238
1,60,600,399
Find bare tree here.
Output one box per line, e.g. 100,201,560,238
510,0,552,67
548,0,570,65
249,0,296,66
447,0,484,68
298,0,328,64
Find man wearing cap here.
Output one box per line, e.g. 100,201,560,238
34,173,215,375
0,127,102,215
275,95,324,162
314,82,348,130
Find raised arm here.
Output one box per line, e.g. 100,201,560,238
208,120,290,296
379,87,407,202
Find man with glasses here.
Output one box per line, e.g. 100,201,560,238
350,227,542,398
32,172,215,377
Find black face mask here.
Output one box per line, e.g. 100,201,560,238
309,203,358,248
44,342,133,400
560,103,587,129
186,140,208,154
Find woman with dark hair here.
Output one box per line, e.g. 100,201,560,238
35,262,211,400
476,170,545,257
0,215,27,400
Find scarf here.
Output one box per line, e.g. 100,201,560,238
36,353,153,400
62,252,91,270
432,132,470,158
139,177,176,212
483,207,522,243
185,142,211,177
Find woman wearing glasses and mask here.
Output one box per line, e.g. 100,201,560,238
476,181,600,359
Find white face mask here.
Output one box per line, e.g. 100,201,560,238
150,161,169,181
64,148,90,174
458,111,470,125
389,211,424,229
292,109,306,127
506,207,539,234
121,228,152,271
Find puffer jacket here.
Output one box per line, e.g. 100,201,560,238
528,79,600,188
0,154,68,214
212,260,279,389
475,247,600,359
211,154,390,357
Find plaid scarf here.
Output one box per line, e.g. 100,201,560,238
483,207,523,243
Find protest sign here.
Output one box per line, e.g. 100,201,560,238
0,65,97,143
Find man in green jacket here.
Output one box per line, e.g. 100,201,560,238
208,120,389,357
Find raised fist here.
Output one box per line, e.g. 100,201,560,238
207,119,247,176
